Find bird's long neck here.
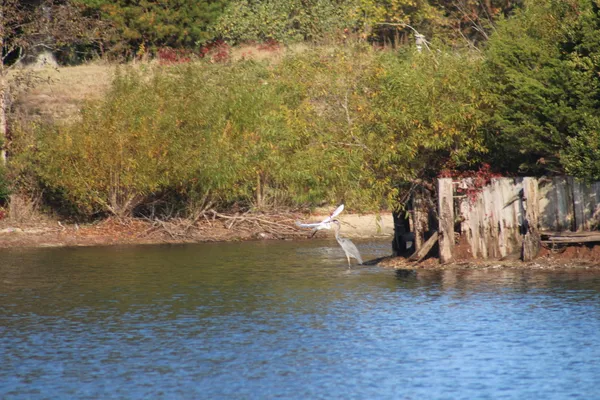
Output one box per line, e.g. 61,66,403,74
333,223,341,240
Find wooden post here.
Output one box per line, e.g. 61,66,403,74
409,231,438,262
521,177,540,261
392,210,409,256
438,178,454,263
412,189,430,252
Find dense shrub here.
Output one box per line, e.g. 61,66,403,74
30,43,489,217
363,48,488,205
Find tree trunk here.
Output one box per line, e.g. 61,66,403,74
0,72,7,166
0,17,6,166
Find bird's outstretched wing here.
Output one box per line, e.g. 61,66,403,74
321,204,345,224
296,204,344,231
295,221,324,228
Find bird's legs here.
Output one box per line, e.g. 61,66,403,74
347,255,351,268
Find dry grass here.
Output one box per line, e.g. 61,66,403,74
5,194,49,224
13,62,115,124
11,44,315,124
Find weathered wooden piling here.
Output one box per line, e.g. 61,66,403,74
521,177,540,261
437,178,454,263
403,176,600,263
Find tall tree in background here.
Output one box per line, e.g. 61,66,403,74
482,0,600,176
430,0,523,46
558,0,600,181
213,0,445,44
212,0,524,47
75,0,229,55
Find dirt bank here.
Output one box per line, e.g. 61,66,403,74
0,212,394,249
379,243,600,271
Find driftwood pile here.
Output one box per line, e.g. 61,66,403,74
144,209,307,241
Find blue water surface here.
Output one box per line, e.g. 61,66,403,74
1,240,600,399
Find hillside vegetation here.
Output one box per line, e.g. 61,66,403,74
2,0,600,223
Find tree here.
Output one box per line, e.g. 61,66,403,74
213,0,350,44
430,0,524,46
1,0,105,165
75,0,228,55
482,0,600,176
558,0,600,180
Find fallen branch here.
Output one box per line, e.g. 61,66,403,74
137,209,307,240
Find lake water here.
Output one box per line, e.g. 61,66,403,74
1,239,600,399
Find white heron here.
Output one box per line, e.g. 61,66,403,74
295,204,345,237
331,219,363,266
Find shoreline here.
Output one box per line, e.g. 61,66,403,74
0,212,394,250
381,257,600,271
2,214,599,271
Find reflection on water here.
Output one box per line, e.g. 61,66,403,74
1,240,600,399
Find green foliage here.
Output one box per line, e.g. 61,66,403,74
0,166,11,204
35,68,191,217
562,119,600,181
269,45,381,208
349,0,443,33
363,47,488,206
213,0,351,44
558,0,600,180
482,0,600,176
32,58,367,216
74,0,229,54
212,0,521,46
30,0,600,218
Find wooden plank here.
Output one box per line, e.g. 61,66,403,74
437,178,454,264
581,181,594,231
408,231,439,262
560,177,574,231
572,179,586,231
496,179,507,258
537,178,555,231
492,181,502,257
540,230,600,237
443,175,600,260
473,186,487,259
481,185,493,258
510,178,525,255
521,177,541,261
497,178,517,258
542,235,600,243
459,196,477,257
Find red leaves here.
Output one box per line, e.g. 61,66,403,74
440,163,502,203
